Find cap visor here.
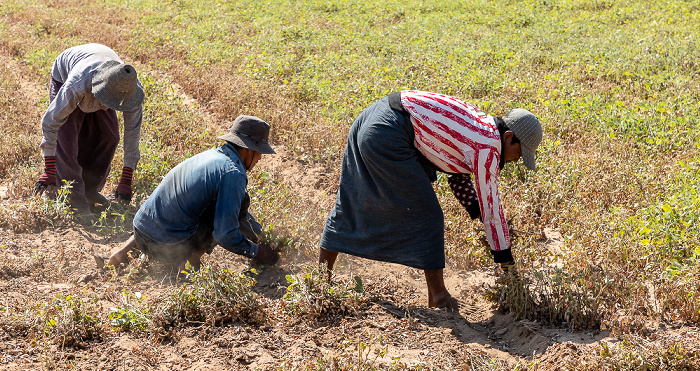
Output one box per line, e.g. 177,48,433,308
521,147,537,170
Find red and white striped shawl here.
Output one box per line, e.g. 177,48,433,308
400,90,510,253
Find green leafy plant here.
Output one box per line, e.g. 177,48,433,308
94,204,133,235
0,180,74,232
282,263,368,319
108,289,150,332
38,180,73,220
151,263,262,328
36,294,103,348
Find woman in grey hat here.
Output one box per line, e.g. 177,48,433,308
34,43,144,215
319,90,543,309
102,115,278,271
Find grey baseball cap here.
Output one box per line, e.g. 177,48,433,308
218,115,276,154
92,60,144,111
502,108,542,170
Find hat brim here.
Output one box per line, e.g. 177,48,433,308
218,133,276,154
94,86,144,111
521,145,537,170
92,61,144,111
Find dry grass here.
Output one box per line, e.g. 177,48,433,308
0,57,43,196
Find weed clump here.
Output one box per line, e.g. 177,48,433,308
0,294,101,348
289,332,405,370
561,334,700,370
33,294,103,348
487,267,602,330
0,183,74,233
282,264,368,319
150,263,263,330
653,261,700,324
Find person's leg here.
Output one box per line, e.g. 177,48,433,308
78,109,119,206
192,207,217,255
178,244,208,272
320,97,444,269
55,108,90,213
319,247,339,279
108,235,137,266
424,269,459,310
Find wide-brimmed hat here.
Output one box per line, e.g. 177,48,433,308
218,115,276,154
92,60,144,111
502,108,542,170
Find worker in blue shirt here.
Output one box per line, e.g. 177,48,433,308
104,115,278,270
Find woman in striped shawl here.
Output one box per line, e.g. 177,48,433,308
319,90,542,309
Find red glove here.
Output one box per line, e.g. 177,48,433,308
34,156,56,194
115,167,133,204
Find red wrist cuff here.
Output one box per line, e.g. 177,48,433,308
38,156,57,184
119,167,133,187
44,156,56,173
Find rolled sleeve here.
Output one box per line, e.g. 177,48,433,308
473,148,511,258
212,171,258,257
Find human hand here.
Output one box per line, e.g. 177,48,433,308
33,181,48,195
499,260,517,276
253,243,279,266
115,187,132,204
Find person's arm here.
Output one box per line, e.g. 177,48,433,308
39,82,82,158
239,211,264,244
447,173,481,220
115,105,142,203
35,82,82,191
212,171,258,258
236,191,264,243
472,148,513,264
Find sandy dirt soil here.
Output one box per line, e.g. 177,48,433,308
0,225,617,370
0,148,620,371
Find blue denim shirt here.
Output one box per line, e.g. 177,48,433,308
133,143,258,257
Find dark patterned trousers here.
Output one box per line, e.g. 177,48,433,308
49,77,119,213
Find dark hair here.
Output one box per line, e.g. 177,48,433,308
495,116,520,144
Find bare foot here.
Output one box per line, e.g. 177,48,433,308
429,291,460,311
424,268,459,311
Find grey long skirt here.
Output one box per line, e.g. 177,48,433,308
320,97,445,270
